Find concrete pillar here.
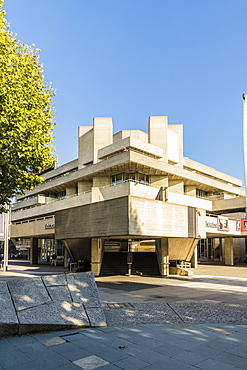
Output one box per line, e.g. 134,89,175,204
93,176,111,188
156,238,169,277
191,246,198,268
78,181,92,194
91,187,102,202
224,237,234,265
66,186,77,197
168,180,184,194
91,238,103,276
64,244,68,267
150,175,168,187
30,237,39,265
184,186,197,197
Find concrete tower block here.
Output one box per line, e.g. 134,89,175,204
148,116,168,161
78,117,113,168
93,117,113,163
168,124,183,167
78,126,93,169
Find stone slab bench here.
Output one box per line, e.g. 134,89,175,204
0,271,107,337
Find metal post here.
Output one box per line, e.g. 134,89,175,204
243,93,247,213
3,207,9,272
127,238,132,276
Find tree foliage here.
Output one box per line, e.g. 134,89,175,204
0,0,56,211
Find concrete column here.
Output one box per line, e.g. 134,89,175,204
91,238,103,276
30,237,39,265
78,181,92,194
184,186,197,197
150,175,168,187
91,187,102,202
93,176,111,188
224,237,234,265
64,244,68,267
191,246,198,268
168,179,184,194
156,238,169,277
66,186,77,197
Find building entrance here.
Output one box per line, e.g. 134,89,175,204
101,239,158,276
197,238,222,262
38,239,64,263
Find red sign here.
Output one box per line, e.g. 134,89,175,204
241,219,247,231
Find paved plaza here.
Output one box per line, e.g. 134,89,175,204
0,262,247,369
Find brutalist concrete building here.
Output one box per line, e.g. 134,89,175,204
10,116,247,276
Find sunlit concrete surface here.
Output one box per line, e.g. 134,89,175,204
95,264,247,327
0,272,106,337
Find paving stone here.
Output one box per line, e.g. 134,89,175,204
40,336,67,347
214,352,247,368
235,359,247,370
130,349,170,364
42,274,68,287
0,281,9,294
47,285,72,302
103,304,182,326
59,347,92,362
25,347,72,365
0,293,18,324
73,355,109,369
18,301,89,327
85,307,107,327
145,357,191,369
49,341,79,352
18,341,45,353
114,356,150,369
0,347,31,368
7,276,51,311
168,302,247,325
61,332,85,341
67,272,101,307
195,358,235,370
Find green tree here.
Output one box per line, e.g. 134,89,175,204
0,0,56,211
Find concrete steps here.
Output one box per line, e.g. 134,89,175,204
100,252,160,276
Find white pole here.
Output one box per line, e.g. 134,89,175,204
243,93,247,213
3,206,9,272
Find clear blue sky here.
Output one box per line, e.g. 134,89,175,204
3,0,247,185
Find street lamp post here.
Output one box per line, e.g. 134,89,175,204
3,206,10,272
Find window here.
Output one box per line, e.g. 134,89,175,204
111,173,150,186
55,190,66,199
196,189,210,198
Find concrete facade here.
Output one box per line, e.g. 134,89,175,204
10,116,247,276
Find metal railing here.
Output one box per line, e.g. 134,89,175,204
176,262,191,271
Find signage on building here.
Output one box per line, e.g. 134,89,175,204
237,219,247,231
236,219,241,231
205,220,218,228
217,216,229,231
45,223,55,229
